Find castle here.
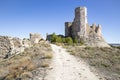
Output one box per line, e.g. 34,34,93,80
65,7,102,41
65,7,110,47
46,7,110,47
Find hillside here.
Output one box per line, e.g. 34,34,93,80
0,33,119,80
0,42,52,80
0,33,53,80
65,46,120,80
45,44,101,80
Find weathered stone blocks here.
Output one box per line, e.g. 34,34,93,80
65,7,110,47
30,33,43,44
0,33,43,59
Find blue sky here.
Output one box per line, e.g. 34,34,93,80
0,0,120,43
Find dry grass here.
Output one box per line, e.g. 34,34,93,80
21,72,33,79
0,43,52,79
55,43,65,46
44,53,53,59
65,46,120,79
41,62,49,67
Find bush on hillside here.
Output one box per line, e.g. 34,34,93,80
49,33,75,45
73,36,78,43
56,36,62,43
50,33,57,42
65,37,73,45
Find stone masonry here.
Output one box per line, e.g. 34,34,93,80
30,33,43,44
65,7,110,47
65,7,88,40
0,33,43,60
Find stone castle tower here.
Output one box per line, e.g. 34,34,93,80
65,7,110,47
73,7,87,39
65,7,102,40
65,7,88,40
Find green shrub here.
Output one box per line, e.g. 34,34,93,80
56,36,62,43
49,33,82,45
50,33,57,42
65,37,73,45
62,38,66,43
73,36,78,43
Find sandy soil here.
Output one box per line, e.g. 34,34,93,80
44,44,101,80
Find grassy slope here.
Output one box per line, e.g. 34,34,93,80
0,42,52,80
66,46,120,80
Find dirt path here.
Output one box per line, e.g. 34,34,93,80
44,44,100,80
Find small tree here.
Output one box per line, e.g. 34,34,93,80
65,37,73,45
56,36,62,43
62,38,66,43
50,33,57,42
73,36,78,43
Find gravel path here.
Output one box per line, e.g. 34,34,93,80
44,44,100,80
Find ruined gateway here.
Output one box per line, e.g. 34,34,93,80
65,7,110,47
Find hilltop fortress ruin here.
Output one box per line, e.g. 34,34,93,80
65,7,109,47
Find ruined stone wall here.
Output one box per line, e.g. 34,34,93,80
0,36,25,59
65,22,72,37
65,7,102,40
89,24,102,37
72,7,88,39
0,36,11,58
0,33,43,60
30,33,42,43
65,7,88,40
65,7,110,47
